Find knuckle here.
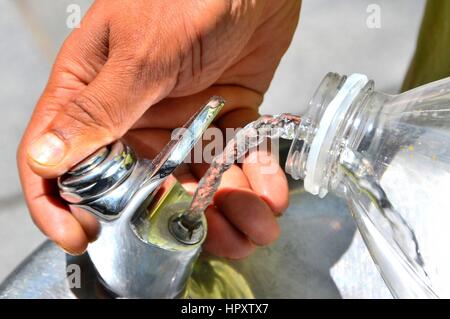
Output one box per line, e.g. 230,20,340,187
65,93,122,138
70,94,104,126
113,45,178,88
108,50,153,87
131,50,167,86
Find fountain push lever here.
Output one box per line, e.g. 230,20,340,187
58,97,224,298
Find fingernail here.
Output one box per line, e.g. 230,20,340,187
28,132,66,166
59,244,86,256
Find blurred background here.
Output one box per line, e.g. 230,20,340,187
0,0,425,284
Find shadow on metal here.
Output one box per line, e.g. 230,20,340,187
0,140,356,299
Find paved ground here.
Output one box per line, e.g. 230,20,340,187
0,0,425,286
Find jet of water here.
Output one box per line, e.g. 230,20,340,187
180,114,301,230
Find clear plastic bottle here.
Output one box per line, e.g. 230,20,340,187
285,73,450,298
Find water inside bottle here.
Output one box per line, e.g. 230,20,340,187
338,148,436,297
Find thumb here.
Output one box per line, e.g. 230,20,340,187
26,60,172,178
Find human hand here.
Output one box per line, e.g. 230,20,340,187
17,0,300,258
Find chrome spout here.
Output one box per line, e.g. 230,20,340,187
57,97,224,298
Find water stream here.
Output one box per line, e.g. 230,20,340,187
181,114,301,228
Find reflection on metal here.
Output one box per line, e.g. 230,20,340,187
0,141,392,299
54,97,224,298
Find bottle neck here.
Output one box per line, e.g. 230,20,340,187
286,72,380,197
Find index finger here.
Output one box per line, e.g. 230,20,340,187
17,154,89,254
